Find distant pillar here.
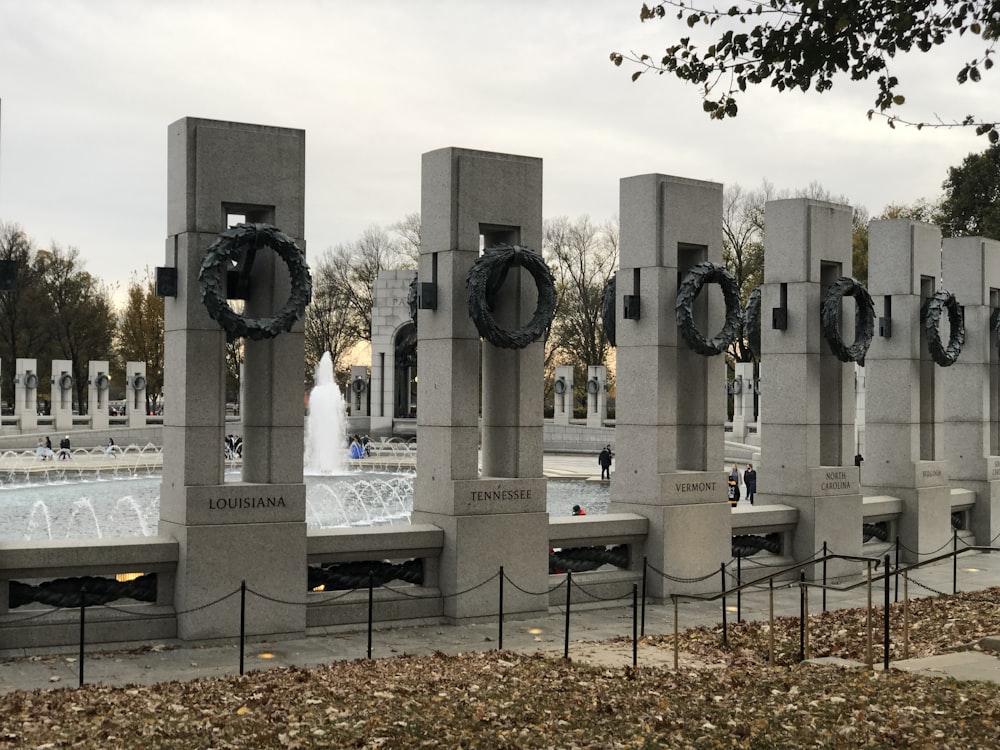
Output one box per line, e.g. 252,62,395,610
125,362,147,428
349,365,370,417
585,365,607,428
552,365,574,425
51,359,74,433
757,199,863,574
941,235,1000,545
864,220,950,562
87,360,111,432
730,361,755,441
161,117,307,640
610,174,731,597
414,147,547,620
14,358,38,432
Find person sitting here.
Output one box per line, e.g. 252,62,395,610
572,504,586,516
58,435,71,460
349,436,365,459
106,437,118,458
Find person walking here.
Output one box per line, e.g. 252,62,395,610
743,463,757,505
598,445,613,480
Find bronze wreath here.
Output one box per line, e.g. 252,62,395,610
199,223,312,341
675,261,742,356
553,377,567,395
744,286,761,361
601,274,616,347
921,289,965,367
820,277,875,366
467,244,556,349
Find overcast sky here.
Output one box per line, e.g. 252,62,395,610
0,0,992,297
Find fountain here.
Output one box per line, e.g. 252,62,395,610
304,352,349,474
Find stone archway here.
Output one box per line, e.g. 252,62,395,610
393,321,417,418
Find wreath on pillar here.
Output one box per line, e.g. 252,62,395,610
922,289,965,367
820,277,876,366
743,287,762,361
467,245,556,349
199,223,312,341
675,261,742,356
601,274,616,347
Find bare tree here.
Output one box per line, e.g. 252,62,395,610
543,215,619,406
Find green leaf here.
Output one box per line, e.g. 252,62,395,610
892,95,905,105
631,71,642,82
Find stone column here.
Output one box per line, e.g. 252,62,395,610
553,365,574,425
941,235,1000,546
609,174,731,597
757,199,863,574
87,360,111,432
730,361,755,441
349,365,369,418
50,359,74,432
413,147,547,620
864,220,950,562
125,362,147,428
160,117,306,640
14,358,38,432
585,365,608,428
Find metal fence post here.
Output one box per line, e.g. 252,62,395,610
883,554,891,671
78,584,86,688
798,571,805,663
498,566,504,651
564,570,572,660
632,584,638,667
239,580,246,676
720,563,728,647
822,541,828,612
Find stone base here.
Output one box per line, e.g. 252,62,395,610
885,474,952,564
611,497,732,599
410,509,549,620
161,519,307,640
775,492,863,578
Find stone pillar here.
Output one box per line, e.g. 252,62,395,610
609,174,731,597
757,199,863,574
87,360,111,432
349,365,369,418
50,359,74,433
125,362,147,428
552,365,574,425
731,361,755,441
413,147,547,620
864,220,950,562
161,117,307,640
941,235,1000,546
14,358,38,432
585,365,608,428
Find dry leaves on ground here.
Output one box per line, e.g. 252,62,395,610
2,588,1000,749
